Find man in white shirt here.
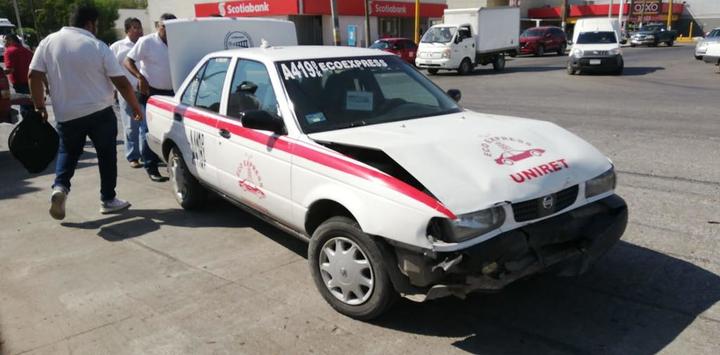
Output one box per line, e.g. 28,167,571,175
110,17,144,169
28,5,143,220
125,13,176,182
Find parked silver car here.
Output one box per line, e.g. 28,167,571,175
695,28,720,60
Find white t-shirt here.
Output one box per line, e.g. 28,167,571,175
29,27,125,122
109,36,138,89
126,32,172,90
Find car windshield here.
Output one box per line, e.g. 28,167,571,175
421,26,456,43
640,25,662,32
276,56,461,134
369,41,390,49
521,29,544,37
577,31,617,44
0,27,14,36
708,29,720,38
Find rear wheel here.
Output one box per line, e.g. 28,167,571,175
492,54,506,71
457,58,472,75
557,43,566,56
427,68,438,75
168,147,207,209
308,216,398,320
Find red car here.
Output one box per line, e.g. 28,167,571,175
369,38,417,64
519,26,567,56
495,148,546,165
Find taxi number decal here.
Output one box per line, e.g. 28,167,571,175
190,131,206,169
280,58,389,80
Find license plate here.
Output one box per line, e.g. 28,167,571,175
589,59,601,65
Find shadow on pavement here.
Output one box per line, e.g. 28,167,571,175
580,66,665,76
0,150,97,200
429,66,565,76
371,241,719,354
60,194,308,257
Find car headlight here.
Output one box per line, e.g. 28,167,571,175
609,47,622,55
585,167,616,198
571,47,584,57
441,48,451,59
429,206,506,243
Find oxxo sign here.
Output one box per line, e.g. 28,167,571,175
632,0,661,15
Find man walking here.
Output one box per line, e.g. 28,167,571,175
3,34,33,117
125,13,177,182
110,17,144,169
28,5,143,220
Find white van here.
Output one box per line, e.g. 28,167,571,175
567,18,623,75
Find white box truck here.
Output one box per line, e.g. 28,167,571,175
567,18,624,75
415,7,520,75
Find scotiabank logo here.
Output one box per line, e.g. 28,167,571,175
374,3,408,15
219,1,271,16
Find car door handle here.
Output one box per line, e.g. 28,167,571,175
173,112,183,121
219,128,231,139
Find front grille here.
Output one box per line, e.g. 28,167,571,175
512,185,579,222
588,50,609,56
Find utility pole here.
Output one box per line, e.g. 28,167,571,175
330,0,341,46
364,0,371,47
628,0,635,32
561,0,568,34
667,0,673,30
11,0,24,37
618,0,625,29
414,0,420,44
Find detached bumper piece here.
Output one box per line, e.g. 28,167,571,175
398,195,628,302
569,55,622,72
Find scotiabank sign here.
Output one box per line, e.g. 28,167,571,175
195,0,298,17
196,0,445,18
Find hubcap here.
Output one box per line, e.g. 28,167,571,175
170,155,187,201
318,237,374,305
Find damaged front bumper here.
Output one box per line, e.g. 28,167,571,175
394,194,628,302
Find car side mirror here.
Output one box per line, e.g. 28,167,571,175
447,89,461,103
240,110,285,134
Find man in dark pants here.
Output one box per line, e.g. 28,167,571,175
124,13,177,182
28,5,143,220
3,34,33,118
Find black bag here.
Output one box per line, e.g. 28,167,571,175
8,110,59,173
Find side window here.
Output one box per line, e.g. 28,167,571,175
227,59,279,120
181,62,206,106
195,57,231,113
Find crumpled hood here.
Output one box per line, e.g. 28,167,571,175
308,111,612,214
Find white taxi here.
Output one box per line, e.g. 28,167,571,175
146,21,627,320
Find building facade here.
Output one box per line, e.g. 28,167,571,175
146,0,447,46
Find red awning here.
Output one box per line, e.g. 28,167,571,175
528,3,683,19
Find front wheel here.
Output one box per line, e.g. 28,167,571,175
695,55,703,60
667,39,674,47
308,216,398,320
457,58,472,75
168,147,207,209
566,61,576,75
427,68,439,75
613,59,624,75
536,45,545,57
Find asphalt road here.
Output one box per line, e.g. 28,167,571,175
1,44,718,354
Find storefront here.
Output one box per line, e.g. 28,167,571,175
192,0,446,46
528,1,684,29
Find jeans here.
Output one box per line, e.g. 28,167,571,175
117,95,142,162
12,83,33,120
54,106,118,202
137,88,173,174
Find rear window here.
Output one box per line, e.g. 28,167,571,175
370,41,390,49
577,31,617,44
